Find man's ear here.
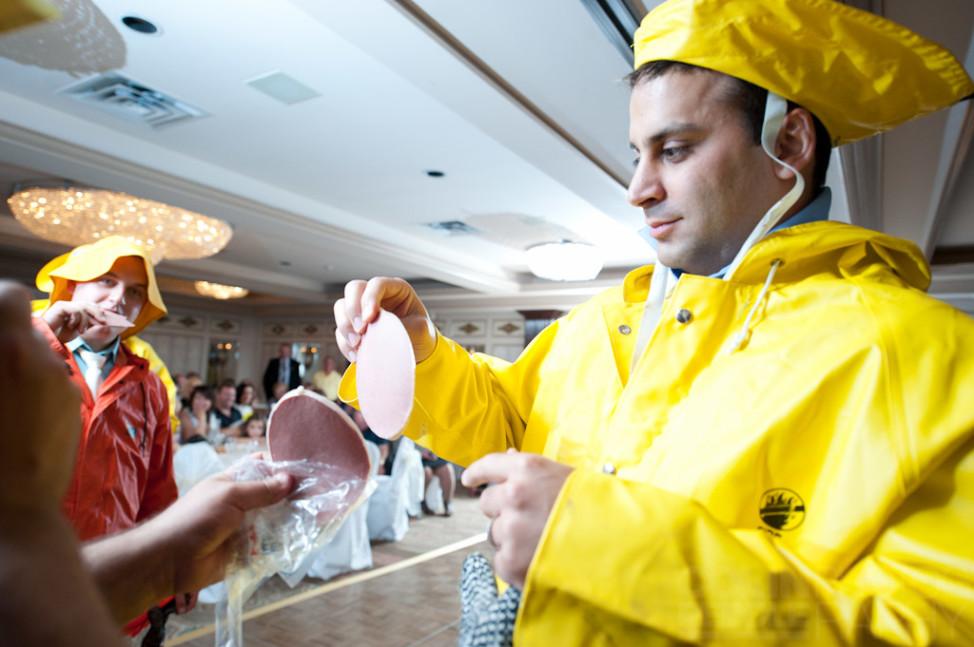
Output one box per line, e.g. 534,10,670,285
773,108,816,180
65,280,76,296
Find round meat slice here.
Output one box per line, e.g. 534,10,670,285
267,387,370,521
355,309,415,439
100,310,134,328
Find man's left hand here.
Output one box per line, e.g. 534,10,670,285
461,450,573,590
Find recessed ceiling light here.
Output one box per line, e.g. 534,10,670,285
425,170,445,178
121,15,160,35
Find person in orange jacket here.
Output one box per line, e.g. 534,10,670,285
33,236,190,631
0,278,295,647
34,236,176,544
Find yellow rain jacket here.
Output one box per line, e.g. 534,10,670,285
125,334,180,432
344,221,974,644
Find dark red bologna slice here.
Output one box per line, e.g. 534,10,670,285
267,388,370,522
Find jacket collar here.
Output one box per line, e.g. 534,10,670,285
622,219,930,303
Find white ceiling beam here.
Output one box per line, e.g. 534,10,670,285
0,117,522,294
918,34,974,260
836,136,883,232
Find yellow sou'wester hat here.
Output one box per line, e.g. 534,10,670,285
632,0,974,146
35,236,167,338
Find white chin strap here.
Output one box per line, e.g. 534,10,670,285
629,91,805,377
723,91,805,281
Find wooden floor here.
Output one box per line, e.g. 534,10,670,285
160,488,490,647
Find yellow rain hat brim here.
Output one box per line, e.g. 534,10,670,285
36,236,167,338
633,0,974,146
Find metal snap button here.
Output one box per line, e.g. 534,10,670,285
675,308,692,324
618,325,631,335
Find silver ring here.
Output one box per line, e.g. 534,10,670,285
486,517,497,549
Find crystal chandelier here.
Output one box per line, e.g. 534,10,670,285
525,240,603,281
194,281,249,300
7,184,233,264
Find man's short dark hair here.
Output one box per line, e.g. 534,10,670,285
626,61,832,189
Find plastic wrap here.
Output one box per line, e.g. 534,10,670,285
213,454,375,647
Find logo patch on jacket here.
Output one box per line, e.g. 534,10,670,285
759,489,805,531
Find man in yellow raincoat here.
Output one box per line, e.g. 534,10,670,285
336,0,974,643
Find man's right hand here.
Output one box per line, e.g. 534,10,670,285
41,299,110,344
158,468,294,596
334,277,437,364
82,464,294,624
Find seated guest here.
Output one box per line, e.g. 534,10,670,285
180,372,202,409
268,380,289,412
242,415,266,440
211,379,243,436
421,448,455,517
178,385,213,444
222,416,267,459
234,379,258,420
349,407,389,474
311,356,342,401
172,373,186,398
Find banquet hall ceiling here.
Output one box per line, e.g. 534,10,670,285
0,0,972,315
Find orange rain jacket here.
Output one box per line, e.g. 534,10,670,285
37,319,177,541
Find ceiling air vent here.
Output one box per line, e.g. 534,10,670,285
58,73,206,128
426,220,482,236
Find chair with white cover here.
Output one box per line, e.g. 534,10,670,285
364,439,381,478
366,437,414,541
173,442,231,603
425,476,446,515
306,441,378,580
400,437,427,518
172,442,225,496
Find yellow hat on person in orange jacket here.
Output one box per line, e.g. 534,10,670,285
35,236,167,338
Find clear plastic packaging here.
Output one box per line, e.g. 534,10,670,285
213,455,375,647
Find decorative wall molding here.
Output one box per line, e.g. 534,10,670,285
155,312,204,332
494,319,522,336
262,322,294,338
210,318,241,335
449,319,487,337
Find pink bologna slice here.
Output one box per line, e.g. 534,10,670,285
267,388,370,522
100,310,134,328
355,309,415,439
